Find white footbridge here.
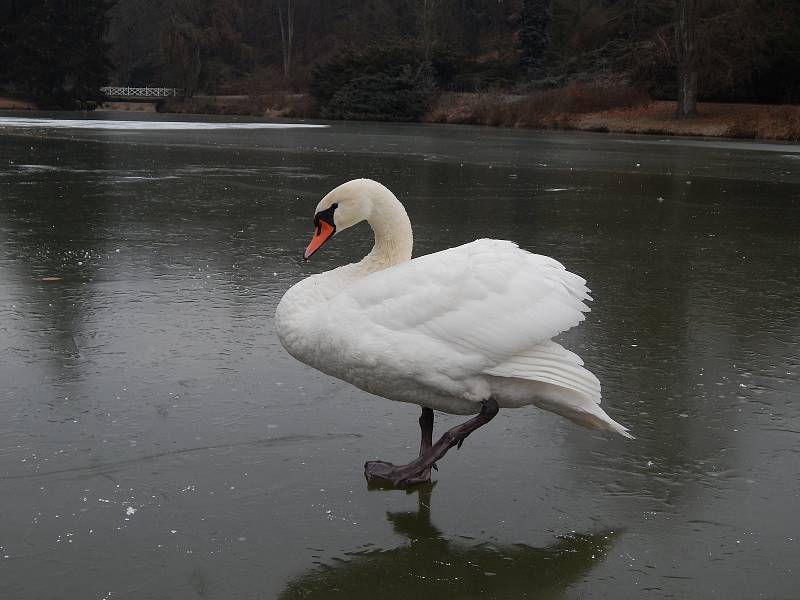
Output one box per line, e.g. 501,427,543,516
101,87,183,100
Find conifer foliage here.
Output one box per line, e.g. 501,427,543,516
3,0,800,111
311,44,438,121
0,0,113,107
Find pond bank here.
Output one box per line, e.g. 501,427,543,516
4,92,799,142
0,95,38,110
425,94,800,141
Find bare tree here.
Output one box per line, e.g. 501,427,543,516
277,0,295,90
519,0,550,80
406,0,442,61
674,0,698,118
162,26,202,99
420,0,437,61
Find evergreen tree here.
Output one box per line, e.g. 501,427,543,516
0,0,113,106
311,43,437,121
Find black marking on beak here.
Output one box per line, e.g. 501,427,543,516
304,203,338,261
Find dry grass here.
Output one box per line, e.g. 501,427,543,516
0,94,38,110
576,101,800,141
725,105,800,141
427,86,800,141
98,101,157,112
259,93,318,118
160,95,258,116
25,83,792,142
426,82,648,128
158,93,318,118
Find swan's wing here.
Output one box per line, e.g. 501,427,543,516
329,239,592,369
318,240,631,436
484,341,601,400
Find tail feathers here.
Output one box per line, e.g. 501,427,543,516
485,341,633,439
485,342,601,402
534,392,635,439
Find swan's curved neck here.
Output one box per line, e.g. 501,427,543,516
359,187,413,272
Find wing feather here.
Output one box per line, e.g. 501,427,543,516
329,239,592,375
485,341,601,401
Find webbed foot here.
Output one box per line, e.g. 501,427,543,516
364,460,432,487
363,399,498,489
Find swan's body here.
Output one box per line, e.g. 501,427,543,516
276,179,631,485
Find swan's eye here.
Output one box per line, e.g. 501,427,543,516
315,204,338,229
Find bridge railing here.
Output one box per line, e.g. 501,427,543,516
101,87,184,98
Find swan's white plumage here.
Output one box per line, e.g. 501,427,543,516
485,341,600,400
276,179,632,439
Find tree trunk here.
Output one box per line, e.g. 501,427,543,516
519,0,550,80
277,0,294,91
674,0,698,118
421,0,437,62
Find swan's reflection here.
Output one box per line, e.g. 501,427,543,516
280,486,619,599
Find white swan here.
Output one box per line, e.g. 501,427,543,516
276,179,632,486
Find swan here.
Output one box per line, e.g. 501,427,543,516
275,179,632,487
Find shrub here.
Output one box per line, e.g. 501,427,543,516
261,93,319,118
311,42,443,121
322,66,434,121
447,58,519,92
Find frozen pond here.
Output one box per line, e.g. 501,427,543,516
1,111,799,599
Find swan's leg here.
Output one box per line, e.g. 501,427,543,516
416,407,435,482
365,407,436,485
419,406,434,453
364,399,499,487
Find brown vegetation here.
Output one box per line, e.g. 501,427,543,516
159,93,317,118
259,93,318,118
425,82,648,128
576,101,800,141
0,95,38,110
99,101,157,112
425,86,800,141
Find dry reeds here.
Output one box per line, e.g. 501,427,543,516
260,93,318,118
427,81,648,128
158,93,318,118
726,105,800,141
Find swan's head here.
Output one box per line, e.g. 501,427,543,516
304,179,376,260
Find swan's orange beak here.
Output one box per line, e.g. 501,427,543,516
304,220,335,260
